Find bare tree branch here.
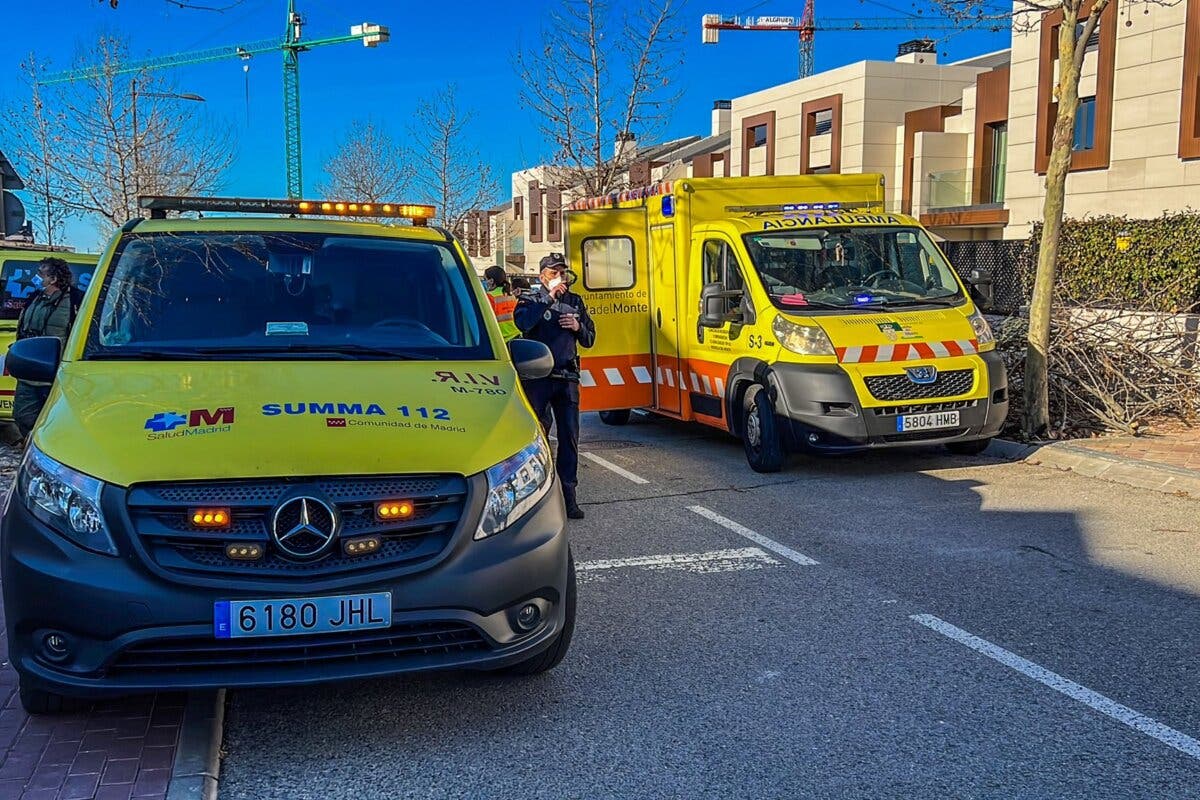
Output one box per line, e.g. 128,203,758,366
410,85,499,231
318,119,413,220
514,0,685,196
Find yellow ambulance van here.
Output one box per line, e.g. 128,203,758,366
0,246,99,420
1,196,573,713
564,174,1008,472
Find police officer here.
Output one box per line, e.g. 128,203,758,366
514,253,595,519
484,265,520,341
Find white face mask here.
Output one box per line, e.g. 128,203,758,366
546,276,563,290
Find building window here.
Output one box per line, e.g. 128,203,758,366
1035,3,1115,173
748,124,768,148
1073,97,1097,151
814,109,833,136
1074,21,1102,51
582,236,635,290
985,122,1008,204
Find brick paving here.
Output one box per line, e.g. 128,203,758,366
1067,427,1200,472
0,452,187,800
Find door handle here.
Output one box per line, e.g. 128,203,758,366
656,308,663,328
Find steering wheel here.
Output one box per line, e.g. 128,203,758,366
863,269,902,287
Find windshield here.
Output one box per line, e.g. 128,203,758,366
84,232,491,360
743,226,964,311
1,258,96,321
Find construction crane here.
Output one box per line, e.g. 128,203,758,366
702,7,1006,78
39,1,389,199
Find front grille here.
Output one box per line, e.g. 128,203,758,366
107,621,489,675
126,475,468,579
865,369,974,402
871,400,978,416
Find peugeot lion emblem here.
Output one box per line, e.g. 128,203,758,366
905,366,938,385
270,496,339,559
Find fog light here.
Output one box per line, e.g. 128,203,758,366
515,603,542,632
41,632,71,663
344,535,382,556
225,543,263,560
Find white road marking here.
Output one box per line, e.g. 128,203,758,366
578,547,779,577
581,451,650,484
911,614,1200,762
687,506,819,566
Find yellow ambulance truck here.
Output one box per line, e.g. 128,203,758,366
0,246,99,420
564,174,1008,472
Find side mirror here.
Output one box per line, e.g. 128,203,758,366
967,267,994,312
699,282,744,329
508,338,554,380
6,337,62,384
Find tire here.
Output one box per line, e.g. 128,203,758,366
19,684,88,715
503,552,576,676
945,437,992,456
598,409,631,426
741,384,784,473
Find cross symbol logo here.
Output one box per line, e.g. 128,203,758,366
145,412,188,432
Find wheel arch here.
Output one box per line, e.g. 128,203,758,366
725,357,773,439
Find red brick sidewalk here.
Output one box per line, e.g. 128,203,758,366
1066,427,1200,472
0,631,186,800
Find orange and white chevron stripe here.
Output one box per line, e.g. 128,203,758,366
836,340,978,364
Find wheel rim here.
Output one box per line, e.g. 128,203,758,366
746,401,762,449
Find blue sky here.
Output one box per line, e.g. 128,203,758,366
1,0,1011,250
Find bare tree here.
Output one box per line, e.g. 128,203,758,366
932,0,1176,437
318,119,413,207
3,36,234,236
514,0,685,197
4,58,69,245
410,85,498,232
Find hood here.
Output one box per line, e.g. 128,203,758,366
804,307,978,360
35,360,538,487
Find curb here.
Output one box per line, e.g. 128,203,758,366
986,438,1200,500
167,690,225,800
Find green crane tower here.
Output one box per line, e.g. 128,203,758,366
40,1,389,199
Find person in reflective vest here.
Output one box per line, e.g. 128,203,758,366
484,266,520,341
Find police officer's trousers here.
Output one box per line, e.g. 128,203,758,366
523,377,581,489
13,382,50,439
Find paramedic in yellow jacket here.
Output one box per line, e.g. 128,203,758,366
484,266,520,341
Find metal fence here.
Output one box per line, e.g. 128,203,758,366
941,239,1029,315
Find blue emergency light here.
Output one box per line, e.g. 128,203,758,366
854,294,875,305
661,194,675,217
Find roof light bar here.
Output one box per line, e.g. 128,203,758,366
138,196,437,225
725,200,882,215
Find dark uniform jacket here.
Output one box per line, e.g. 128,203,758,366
513,286,596,379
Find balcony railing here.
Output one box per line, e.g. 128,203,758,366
926,168,972,210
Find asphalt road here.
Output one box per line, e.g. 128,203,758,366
220,415,1200,799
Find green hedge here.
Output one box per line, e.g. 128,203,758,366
1026,213,1200,312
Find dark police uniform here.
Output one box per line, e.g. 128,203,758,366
514,271,596,516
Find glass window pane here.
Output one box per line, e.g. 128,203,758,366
582,236,635,290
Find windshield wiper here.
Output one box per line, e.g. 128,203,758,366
86,349,212,361
190,343,436,360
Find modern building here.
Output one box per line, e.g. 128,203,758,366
504,1,1200,254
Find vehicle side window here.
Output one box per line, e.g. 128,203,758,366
582,236,635,290
701,239,745,314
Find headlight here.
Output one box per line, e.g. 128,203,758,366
475,437,553,540
772,315,835,356
17,447,117,556
967,309,996,347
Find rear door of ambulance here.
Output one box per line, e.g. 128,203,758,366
564,208,654,412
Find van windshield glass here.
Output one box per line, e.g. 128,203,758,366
0,258,96,321
742,226,964,310
83,232,491,360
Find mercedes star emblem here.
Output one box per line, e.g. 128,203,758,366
270,496,339,560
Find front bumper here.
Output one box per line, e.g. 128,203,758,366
1,476,569,697
771,350,1009,452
